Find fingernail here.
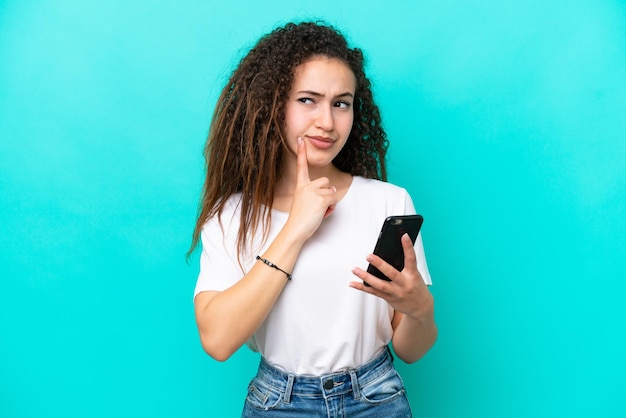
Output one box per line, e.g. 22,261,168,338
297,137,303,145
331,186,337,192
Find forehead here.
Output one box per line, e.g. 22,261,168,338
291,56,356,93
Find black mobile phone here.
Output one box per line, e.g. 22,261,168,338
365,215,423,285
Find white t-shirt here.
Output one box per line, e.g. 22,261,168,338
194,176,431,375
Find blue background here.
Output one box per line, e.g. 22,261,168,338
1,1,625,417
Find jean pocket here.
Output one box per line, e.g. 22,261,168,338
244,378,283,411
359,367,406,405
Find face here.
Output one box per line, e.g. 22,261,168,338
283,56,356,169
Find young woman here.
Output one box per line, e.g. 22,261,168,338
190,21,437,417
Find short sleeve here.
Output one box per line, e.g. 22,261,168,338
193,202,245,298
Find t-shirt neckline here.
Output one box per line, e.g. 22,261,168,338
270,175,359,217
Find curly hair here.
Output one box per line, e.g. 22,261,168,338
188,21,389,258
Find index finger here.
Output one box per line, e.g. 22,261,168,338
296,137,310,185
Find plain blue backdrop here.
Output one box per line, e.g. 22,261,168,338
1,1,625,417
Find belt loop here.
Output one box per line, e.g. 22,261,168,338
349,369,360,400
284,373,295,404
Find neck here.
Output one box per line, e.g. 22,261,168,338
272,160,353,213
277,163,343,196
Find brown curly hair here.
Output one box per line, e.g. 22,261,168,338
188,21,389,258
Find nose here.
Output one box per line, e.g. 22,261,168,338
315,104,334,131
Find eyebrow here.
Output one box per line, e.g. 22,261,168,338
296,90,354,98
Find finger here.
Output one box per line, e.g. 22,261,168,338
324,203,336,218
365,253,401,284
296,137,310,185
322,185,338,218
351,266,393,294
349,280,376,294
311,183,336,195
349,276,393,302
401,233,417,270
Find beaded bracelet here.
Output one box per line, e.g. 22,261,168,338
255,255,292,280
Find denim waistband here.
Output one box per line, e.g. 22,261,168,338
255,347,394,402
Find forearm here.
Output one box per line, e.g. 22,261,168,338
195,224,305,361
196,140,342,361
391,297,437,364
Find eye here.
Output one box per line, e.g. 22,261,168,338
334,100,351,109
298,97,314,104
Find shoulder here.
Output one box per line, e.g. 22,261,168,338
201,193,243,234
350,176,415,215
352,176,410,197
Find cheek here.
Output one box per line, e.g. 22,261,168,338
340,113,355,137
284,108,305,135
282,114,300,152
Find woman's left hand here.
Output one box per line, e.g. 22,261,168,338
349,233,433,320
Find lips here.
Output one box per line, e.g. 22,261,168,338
306,135,336,150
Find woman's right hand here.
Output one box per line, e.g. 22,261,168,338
285,138,339,240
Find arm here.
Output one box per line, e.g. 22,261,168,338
390,295,437,363
194,139,338,361
350,233,437,363
194,226,304,361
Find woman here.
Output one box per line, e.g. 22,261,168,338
190,21,437,417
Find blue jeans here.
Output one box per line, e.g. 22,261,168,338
241,347,412,417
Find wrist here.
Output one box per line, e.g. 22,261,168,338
281,218,314,245
406,293,435,322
